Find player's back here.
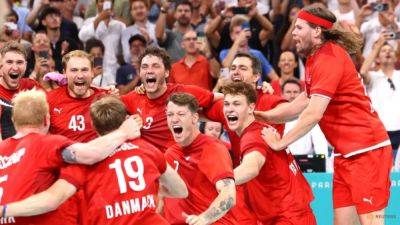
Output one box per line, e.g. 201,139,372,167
0,133,74,225
78,138,169,225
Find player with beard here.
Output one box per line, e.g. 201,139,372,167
222,82,316,225
121,46,220,153
0,96,188,225
164,93,237,225
257,5,392,225
203,52,287,225
0,89,142,225
0,42,41,140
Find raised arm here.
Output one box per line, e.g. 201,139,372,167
184,178,236,225
61,115,142,165
2,179,76,217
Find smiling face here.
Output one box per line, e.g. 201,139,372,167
65,56,93,98
139,54,168,98
131,0,148,23
0,51,26,90
377,44,396,66
229,56,260,85
223,94,255,134
292,18,314,57
278,51,297,75
166,101,199,147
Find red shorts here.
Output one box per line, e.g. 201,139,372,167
333,145,392,214
259,210,316,225
231,185,259,225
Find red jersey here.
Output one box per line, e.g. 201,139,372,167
63,139,169,225
204,89,286,167
164,134,237,225
305,42,389,157
121,83,214,152
47,86,105,142
0,133,75,225
0,78,41,101
240,121,314,222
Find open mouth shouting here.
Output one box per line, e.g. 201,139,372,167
9,72,20,80
226,114,239,127
172,125,183,135
145,76,157,89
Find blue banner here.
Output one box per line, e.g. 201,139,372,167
305,173,400,224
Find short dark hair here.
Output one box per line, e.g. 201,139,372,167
128,34,147,46
0,41,27,60
281,79,301,92
90,96,127,136
139,46,171,71
131,0,149,8
7,9,19,21
222,82,257,104
85,38,105,54
175,0,192,12
167,92,199,113
39,6,61,22
233,52,262,75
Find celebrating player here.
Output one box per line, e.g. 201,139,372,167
164,93,237,225
0,89,141,224
0,95,187,225
257,5,392,225
121,46,221,152
223,82,316,225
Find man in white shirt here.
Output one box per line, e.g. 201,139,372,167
282,79,329,156
121,0,157,63
360,34,400,161
79,0,125,84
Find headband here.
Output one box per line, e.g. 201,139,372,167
297,10,333,29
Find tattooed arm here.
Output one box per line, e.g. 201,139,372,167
184,178,236,225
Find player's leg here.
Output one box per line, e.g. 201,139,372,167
334,206,361,225
359,209,385,225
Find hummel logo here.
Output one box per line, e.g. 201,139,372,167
53,108,62,114
184,156,190,161
362,197,373,205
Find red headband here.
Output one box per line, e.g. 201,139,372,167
297,10,333,29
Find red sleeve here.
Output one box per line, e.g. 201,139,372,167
310,55,344,98
168,67,176,84
203,99,225,124
198,142,234,185
150,144,167,174
179,85,214,108
60,164,87,189
259,94,287,111
43,135,76,168
240,130,269,158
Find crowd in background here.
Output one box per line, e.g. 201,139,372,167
1,0,400,170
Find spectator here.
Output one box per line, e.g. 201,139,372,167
116,34,143,95
360,34,400,161
1,10,31,51
6,0,33,41
26,32,52,77
281,79,328,156
280,5,301,51
0,0,10,28
33,58,58,91
27,0,81,46
121,0,156,63
63,0,85,29
79,0,126,85
169,30,218,91
358,2,400,57
38,6,80,72
85,0,132,24
206,0,274,56
155,0,193,62
189,0,207,32
333,0,359,25
85,38,115,87
271,51,304,96
219,16,278,84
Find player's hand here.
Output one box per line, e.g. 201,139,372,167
257,81,274,94
134,84,146,95
261,127,285,151
119,115,142,139
182,212,210,225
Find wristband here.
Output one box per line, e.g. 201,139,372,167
2,205,7,218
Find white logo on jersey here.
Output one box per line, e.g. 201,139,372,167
184,156,190,161
105,194,156,219
0,148,26,169
136,108,142,114
53,108,62,114
362,197,373,205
